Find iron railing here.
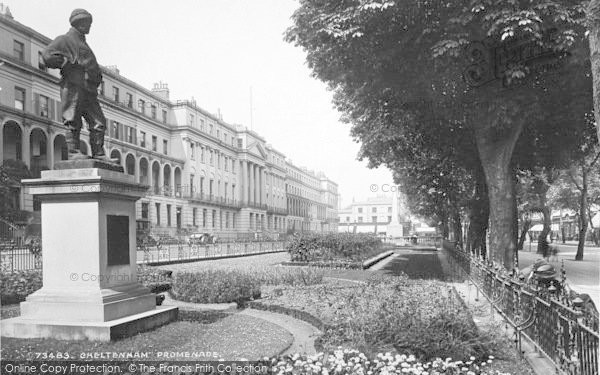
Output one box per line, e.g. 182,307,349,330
444,240,599,375
0,246,42,272
136,240,287,265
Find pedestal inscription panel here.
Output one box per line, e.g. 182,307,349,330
107,215,130,266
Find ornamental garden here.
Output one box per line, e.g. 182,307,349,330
0,233,530,375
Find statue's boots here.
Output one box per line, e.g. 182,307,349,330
90,130,119,164
66,130,89,160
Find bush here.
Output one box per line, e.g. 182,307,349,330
0,270,42,305
171,270,262,304
263,275,493,361
137,266,173,293
286,233,384,267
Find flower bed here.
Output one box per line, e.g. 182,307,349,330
170,266,324,304
0,270,42,305
286,233,392,268
0,267,172,305
268,350,507,375
260,275,493,362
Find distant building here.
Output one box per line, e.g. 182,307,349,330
337,194,410,235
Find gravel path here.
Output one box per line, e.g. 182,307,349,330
164,293,321,356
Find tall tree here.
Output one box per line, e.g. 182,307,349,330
588,0,600,142
286,0,590,269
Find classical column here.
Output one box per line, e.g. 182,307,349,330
170,169,175,197
241,160,248,204
158,164,164,196
249,162,255,205
22,129,31,168
262,169,267,206
255,165,260,206
47,134,55,170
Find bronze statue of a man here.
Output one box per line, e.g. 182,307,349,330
42,9,107,160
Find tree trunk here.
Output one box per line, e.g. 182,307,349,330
474,103,524,269
452,207,463,248
576,164,588,260
517,213,531,250
589,0,600,143
537,206,551,257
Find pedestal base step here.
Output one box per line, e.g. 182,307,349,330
1,306,178,341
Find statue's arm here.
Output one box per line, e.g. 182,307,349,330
42,35,71,69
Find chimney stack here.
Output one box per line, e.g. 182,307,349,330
152,81,170,100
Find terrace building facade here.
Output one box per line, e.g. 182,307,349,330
0,9,339,239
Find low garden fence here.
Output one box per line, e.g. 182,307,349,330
0,246,42,272
137,240,288,265
443,240,598,375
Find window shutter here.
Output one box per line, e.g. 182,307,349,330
33,93,40,116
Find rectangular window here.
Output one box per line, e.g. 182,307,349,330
138,99,145,114
14,87,25,111
232,184,235,200
212,210,216,228
202,209,207,227
216,129,220,139
126,93,133,108
358,207,363,213
141,202,149,219
162,109,167,123
39,95,49,117
190,143,195,159
209,124,214,135
190,174,195,195
38,51,46,71
224,156,228,171
225,212,229,229
113,86,119,102
152,136,157,152
126,126,134,143
388,207,392,213
232,160,236,174
189,114,194,126
140,131,146,148
209,180,214,197
237,138,243,148
13,40,24,61
224,182,228,199
372,207,377,213
388,216,392,222
163,139,168,155
155,203,161,225
200,147,205,163
167,204,172,226
151,105,157,119
358,217,363,223
199,118,205,131
193,208,197,226
232,213,236,229
200,177,205,196
112,122,120,139
372,216,377,223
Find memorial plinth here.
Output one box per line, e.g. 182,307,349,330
1,164,177,341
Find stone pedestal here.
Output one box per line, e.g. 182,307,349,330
1,165,177,341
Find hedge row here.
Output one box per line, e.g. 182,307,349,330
286,233,383,264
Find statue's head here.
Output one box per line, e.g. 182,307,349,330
69,9,92,34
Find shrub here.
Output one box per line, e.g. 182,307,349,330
171,270,262,304
264,275,493,362
0,270,42,305
137,266,173,293
286,233,384,264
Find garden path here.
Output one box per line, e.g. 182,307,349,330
162,293,321,356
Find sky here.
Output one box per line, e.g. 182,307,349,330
6,0,396,207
